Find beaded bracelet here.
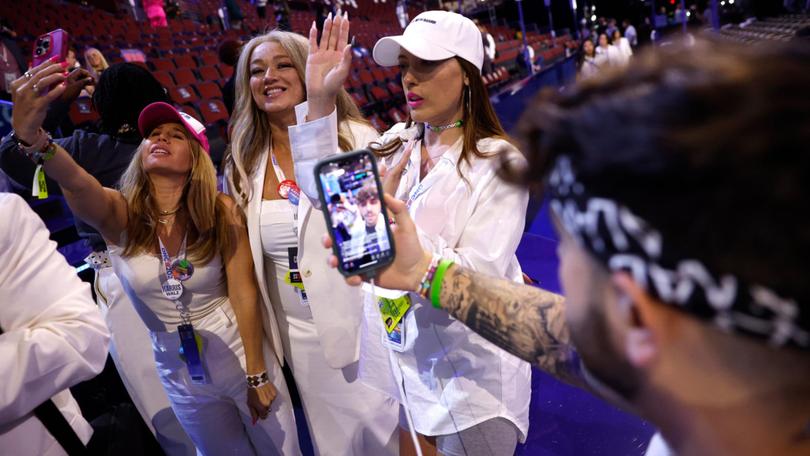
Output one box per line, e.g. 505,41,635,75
430,259,455,309
246,371,270,389
415,254,440,299
13,128,56,163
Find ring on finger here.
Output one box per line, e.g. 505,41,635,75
32,82,39,93
24,71,33,79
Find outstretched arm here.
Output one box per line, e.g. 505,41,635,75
324,195,586,389
9,59,127,241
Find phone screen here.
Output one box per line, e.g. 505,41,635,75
316,150,395,276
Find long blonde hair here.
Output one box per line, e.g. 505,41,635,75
225,29,368,207
118,130,233,265
84,47,109,80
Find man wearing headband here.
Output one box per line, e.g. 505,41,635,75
326,40,810,455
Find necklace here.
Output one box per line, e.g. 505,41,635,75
425,119,463,133
157,206,180,225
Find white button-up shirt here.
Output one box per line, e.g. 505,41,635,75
290,109,532,440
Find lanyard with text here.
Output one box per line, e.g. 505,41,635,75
271,147,308,304
270,147,302,229
158,233,207,384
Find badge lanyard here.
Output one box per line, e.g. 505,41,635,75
158,233,207,384
270,146,307,305
270,146,300,229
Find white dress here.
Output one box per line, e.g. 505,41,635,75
108,240,301,456
258,198,398,456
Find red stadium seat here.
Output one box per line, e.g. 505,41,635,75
358,70,374,85
174,68,198,86
169,85,200,104
349,91,370,108
199,52,219,67
173,55,197,69
153,70,175,88
179,104,203,123
151,58,175,72
369,114,388,132
386,81,403,97
370,68,386,82
217,64,233,80
198,65,221,82
197,99,229,124
369,85,390,103
196,81,222,100
387,107,407,123
68,97,100,126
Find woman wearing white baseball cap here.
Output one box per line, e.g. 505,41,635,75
13,100,301,455
290,11,532,456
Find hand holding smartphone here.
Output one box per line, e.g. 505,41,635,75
32,29,69,67
315,149,396,277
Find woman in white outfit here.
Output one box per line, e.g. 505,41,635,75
292,10,532,456
611,29,633,66
595,32,621,68
12,62,300,455
224,23,399,456
579,38,601,80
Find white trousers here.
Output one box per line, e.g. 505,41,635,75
95,267,197,456
272,283,399,456
151,300,301,456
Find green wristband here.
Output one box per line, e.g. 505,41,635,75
430,259,455,309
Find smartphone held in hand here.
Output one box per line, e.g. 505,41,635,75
32,29,69,67
315,149,396,277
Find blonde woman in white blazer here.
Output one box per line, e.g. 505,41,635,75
292,11,532,456
224,26,399,456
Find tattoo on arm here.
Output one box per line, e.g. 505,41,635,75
440,265,587,389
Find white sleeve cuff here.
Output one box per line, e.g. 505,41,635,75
289,102,339,163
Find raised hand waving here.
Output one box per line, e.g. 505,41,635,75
306,11,352,121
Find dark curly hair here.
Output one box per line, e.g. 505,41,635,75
506,38,810,310
92,63,170,137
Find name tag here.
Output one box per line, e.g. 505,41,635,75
379,295,411,352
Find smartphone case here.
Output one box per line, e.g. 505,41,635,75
314,149,396,277
32,29,69,67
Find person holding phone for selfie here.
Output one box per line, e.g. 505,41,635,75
224,26,399,455
293,11,532,456
9,60,299,454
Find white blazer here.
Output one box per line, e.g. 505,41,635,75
228,104,379,368
0,194,110,455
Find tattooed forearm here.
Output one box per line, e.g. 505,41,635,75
439,265,587,389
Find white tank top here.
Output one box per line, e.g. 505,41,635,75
108,241,228,332
259,199,314,319
259,200,297,270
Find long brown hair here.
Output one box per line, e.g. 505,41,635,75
225,30,369,207
369,58,511,178
118,130,233,265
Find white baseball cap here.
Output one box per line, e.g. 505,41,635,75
373,10,484,72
